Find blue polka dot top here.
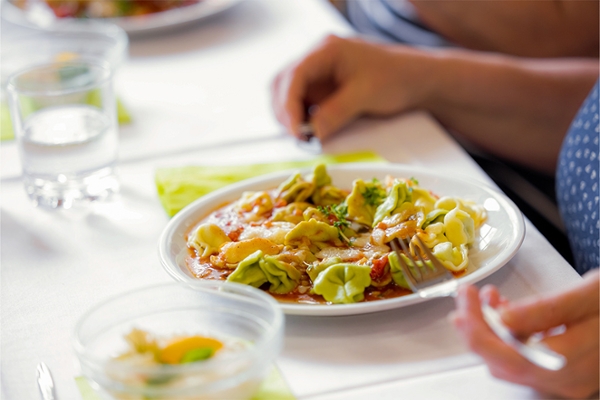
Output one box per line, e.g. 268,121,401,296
556,80,600,275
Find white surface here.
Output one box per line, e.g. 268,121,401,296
160,163,526,316
0,1,583,399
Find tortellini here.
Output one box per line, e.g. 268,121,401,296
346,179,383,226
312,185,348,207
443,208,475,247
311,263,372,304
219,238,282,265
227,250,301,294
411,187,437,216
388,251,433,290
306,257,342,282
277,173,313,203
284,219,341,249
238,222,295,245
237,191,273,216
272,202,311,224
432,242,469,272
435,196,486,228
373,180,412,227
188,223,231,258
416,222,448,249
188,164,487,305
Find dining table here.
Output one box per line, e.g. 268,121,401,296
0,0,584,399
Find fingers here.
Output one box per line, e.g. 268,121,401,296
310,83,363,139
500,271,600,336
271,67,306,138
271,36,339,138
479,284,508,308
453,286,528,368
453,286,553,389
453,282,600,399
532,315,600,399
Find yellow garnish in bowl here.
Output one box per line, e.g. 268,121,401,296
158,336,223,365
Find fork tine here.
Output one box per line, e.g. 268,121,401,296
396,237,422,281
409,236,430,274
414,236,448,276
389,239,419,291
391,236,457,298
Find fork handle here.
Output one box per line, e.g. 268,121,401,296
481,304,567,371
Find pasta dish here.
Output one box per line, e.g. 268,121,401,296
185,165,486,305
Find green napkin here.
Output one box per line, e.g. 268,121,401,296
0,98,131,141
75,366,296,399
155,151,386,217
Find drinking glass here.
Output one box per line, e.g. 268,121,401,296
7,60,119,209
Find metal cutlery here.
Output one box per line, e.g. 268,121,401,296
390,236,567,371
297,122,322,154
36,362,56,400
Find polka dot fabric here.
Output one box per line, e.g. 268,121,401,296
556,80,600,275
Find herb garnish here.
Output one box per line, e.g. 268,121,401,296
361,179,386,206
317,204,352,244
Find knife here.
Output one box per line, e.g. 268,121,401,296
36,362,56,400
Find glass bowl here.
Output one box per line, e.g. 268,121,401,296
73,281,284,400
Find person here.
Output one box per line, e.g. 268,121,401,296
346,0,599,57
342,0,599,266
270,35,599,398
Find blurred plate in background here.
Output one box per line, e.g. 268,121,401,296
2,0,243,36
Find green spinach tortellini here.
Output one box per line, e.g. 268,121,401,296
284,219,341,248
312,263,371,304
227,250,301,294
346,179,384,226
306,257,343,282
373,180,412,227
277,173,314,203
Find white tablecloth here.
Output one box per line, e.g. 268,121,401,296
0,1,581,399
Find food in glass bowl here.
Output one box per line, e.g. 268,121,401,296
185,164,487,305
10,0,202,18
74,281,283,400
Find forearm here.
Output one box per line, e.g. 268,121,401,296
412,50,598,174
410,1,599,58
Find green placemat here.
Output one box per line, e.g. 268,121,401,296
0,98,131,141
75,366,296,400
1,102,12,141
155,150,386,217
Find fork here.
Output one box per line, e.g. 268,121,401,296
390,236,567,371
296,122,322,154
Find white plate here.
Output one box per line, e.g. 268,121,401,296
3,0,243,35
158,164,525,316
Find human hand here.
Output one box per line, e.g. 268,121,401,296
452,270,599,399
271,35,435,140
